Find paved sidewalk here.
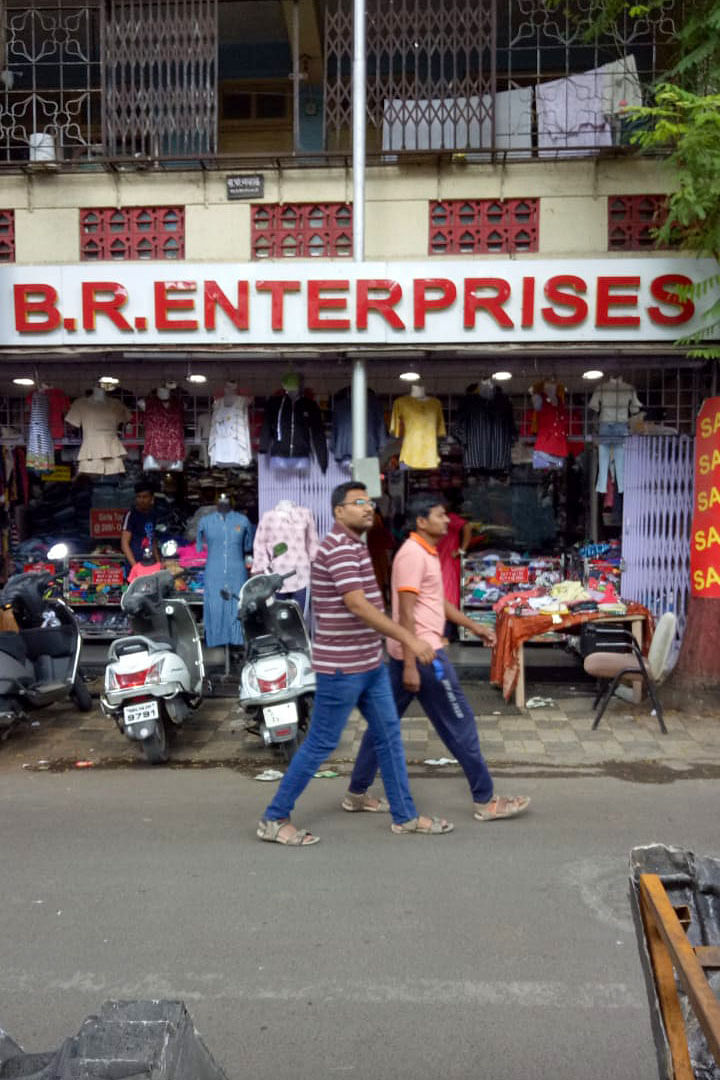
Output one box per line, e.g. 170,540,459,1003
2,676,719,773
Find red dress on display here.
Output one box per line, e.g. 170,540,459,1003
143,394,186,463
534,397,569,458
436,511,466,607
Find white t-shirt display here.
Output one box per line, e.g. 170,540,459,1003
588,377,643,423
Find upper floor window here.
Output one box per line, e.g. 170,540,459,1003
429,199,539,255
251,203,353,259
80,207,185,261
608,195,671,251
0,210,15,262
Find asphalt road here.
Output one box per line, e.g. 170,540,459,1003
2,768,719,1080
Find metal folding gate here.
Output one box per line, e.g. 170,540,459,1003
622,435,694,640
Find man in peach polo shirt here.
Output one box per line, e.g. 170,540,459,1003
345,494,530,823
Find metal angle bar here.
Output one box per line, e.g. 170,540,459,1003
639,873,720,1068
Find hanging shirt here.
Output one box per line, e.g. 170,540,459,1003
332,387,387,461
143,394,185,463
260,393,328,472
252,502,319,591
453,387,516,471
26,391,55,473
64,396,130,476
534,396,569,458
196,510,253,646
389,395,446,469
208,396,252,467
589,379,643,422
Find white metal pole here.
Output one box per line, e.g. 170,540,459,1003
351,0,367,463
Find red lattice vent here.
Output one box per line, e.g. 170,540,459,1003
429,199,539,255
0,210,15,263
607,195,671,250
80,207,185,261
251,203,353,259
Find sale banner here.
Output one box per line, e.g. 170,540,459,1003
90,508,126,539
495,563,530,585
690,397,720,596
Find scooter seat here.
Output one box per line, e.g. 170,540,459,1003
108,636,171,661
0,632,27,664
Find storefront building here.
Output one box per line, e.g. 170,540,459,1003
0,0,710,652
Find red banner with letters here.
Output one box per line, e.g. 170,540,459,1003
690,397,720,597
92,567,124,586
90,508,126,539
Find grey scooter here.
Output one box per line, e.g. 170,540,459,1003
0,546,91,739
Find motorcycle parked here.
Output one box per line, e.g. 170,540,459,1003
100,544,205,764
224,549,315,761
0,544,92,739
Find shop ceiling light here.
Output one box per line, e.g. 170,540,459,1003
99,375,120,387
491,371,512,381
187,373,207,384
582,369,604,380
399,371,421,382
12,377,35,386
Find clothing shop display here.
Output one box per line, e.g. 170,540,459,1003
197,508,253,646
208,393,252,467
260,392,328,472
453,384,516,471
142,391,185,470
27,386,71,444
64,392,131,476
331,386,387,462
252,500,319,592
531,384,569,469
26,391,55,473
389,391,446,470
589,378,642,494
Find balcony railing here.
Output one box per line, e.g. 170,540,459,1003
0,0,677,168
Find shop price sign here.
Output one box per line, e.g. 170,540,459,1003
92,567,124,586
495,563,529,585
90,508,126,538
23,562,56,574
691,396,720,596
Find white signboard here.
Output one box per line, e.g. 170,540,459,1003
0,258,715,347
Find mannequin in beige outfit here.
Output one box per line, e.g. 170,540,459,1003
65,386,131,475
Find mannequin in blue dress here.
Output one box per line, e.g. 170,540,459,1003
196,494,253,647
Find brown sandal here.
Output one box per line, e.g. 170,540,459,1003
473,796,530,822
257,818,319,846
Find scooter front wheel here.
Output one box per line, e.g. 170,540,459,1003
141,716,169,765
71,674,93,713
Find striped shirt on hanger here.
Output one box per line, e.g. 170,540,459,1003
311,521,384,674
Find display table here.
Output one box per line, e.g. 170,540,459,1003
490,604,654,708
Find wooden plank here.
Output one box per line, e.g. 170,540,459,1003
639,886,695,1080
696,947,720,969
640,874,720,1066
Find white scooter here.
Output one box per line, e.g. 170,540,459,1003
100,543,204,764
223,547,315,761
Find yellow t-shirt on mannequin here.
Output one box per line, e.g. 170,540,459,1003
390,394,446,469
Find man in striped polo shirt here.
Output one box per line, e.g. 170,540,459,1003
346,494,530,823
258,482,454,847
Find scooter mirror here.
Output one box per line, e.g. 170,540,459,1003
47,543,69,560
220,588,232,600
272,542,288,556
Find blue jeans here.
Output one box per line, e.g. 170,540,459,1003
596,422,628,494
348,650,494,805
264,664,418,825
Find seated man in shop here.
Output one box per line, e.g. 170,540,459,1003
345,494,531,823
121,480,159,571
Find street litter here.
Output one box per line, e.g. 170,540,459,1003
526,696,555,709
314,770,339,778
254,769,284,782
75,760,94,768
423,757,458,766
37,760,50,770
31,721,40,727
